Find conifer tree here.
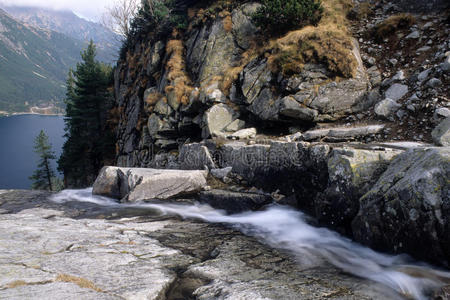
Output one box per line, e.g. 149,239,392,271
58,41,114,188
30,130,56,191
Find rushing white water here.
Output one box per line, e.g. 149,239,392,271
51,189,450,300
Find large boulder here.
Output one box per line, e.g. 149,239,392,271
432,117,450,146
202,104,236,138
352,147,450,266
93,167,208,202
315,147,403,231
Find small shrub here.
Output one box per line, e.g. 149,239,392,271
374,13,416,41
253,0,323,34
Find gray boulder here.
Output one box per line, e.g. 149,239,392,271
432,117,450,146
316,147,403,230
374,98,401,120
93,167,208,202
385,84,408,101
352,147,450,266
202,104,236,138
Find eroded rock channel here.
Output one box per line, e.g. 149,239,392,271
0,190,449,300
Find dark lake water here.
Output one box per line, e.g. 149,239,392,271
0,115,65,189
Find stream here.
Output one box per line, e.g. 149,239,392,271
51,188,450,300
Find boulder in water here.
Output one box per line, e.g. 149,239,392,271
352,147,450,266
93,167,208,202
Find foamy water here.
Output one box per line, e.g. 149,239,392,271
51,189,450,300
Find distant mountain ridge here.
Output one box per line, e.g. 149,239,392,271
0,8,87,112
0,5,120,63
0,6,121,113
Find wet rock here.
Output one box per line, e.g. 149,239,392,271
198,189,272,214
317,147,403,230
179,143,217,170
385,84,409,101
0,191,404,300
352,147,450,266
93,167,208,202
432,117,450,146
375,98,401,120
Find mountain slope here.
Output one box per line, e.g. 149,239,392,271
0,8,84,112
1,5,120,63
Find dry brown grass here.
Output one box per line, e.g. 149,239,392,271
6,280,28,289
267,0,357,78
165,39,194,105
145,92,163,106
223,15,233,32
374,13,416,41
56,274,103,292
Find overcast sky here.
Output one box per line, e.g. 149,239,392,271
0,0,116,21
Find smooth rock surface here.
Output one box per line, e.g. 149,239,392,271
0,190,404,300
93,167,208,202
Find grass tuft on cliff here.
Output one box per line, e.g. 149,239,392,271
164,38,194,106
267,0,358,78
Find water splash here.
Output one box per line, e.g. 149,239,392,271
51,188,450,300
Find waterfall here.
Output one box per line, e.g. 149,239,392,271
51,188,450,300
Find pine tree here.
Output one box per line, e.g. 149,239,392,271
58,41,114,188
30,130,56,191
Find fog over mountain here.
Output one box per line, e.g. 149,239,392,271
0,4,120,62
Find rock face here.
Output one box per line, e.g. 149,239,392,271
352,147,450,265
93,167,208,202
113,2,372,168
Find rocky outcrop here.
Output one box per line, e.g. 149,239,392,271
93,167,208,202
352,147,450,266
113,2,374,168
315,147,403,231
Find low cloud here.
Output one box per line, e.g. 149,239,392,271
0,0,115,21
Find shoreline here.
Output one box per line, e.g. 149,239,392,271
0,112,65,117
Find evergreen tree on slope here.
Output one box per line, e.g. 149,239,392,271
58,41,114,188
30,130,56,191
